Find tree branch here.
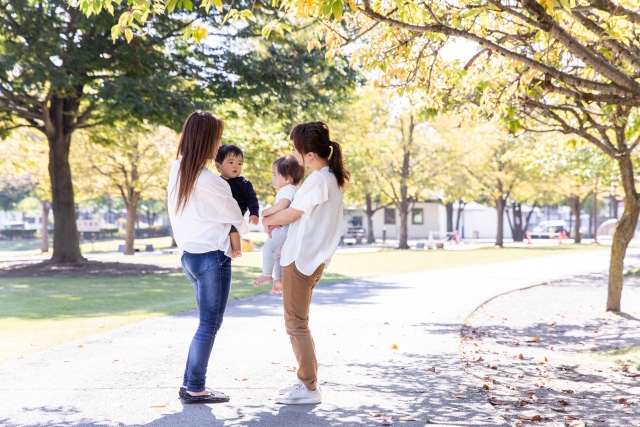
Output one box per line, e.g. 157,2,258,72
521,0,640,92
358,2,634,97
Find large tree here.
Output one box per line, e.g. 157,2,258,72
0,1,209,263
1,0,357,264
287,0,640,312
74,123,175,255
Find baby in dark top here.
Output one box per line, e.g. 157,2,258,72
215,145,259,258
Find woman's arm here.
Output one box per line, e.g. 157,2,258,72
262,207,303,227
262,199,292,217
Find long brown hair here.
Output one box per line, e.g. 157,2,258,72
290,121,349,188
174,111,225,212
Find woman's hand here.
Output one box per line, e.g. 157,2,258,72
266,225,281,238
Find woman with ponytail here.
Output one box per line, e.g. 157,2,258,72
168,111,249,404
262,121,349,405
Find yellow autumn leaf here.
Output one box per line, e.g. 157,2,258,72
125,28,134,43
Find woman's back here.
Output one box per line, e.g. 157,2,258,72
168,158,248,256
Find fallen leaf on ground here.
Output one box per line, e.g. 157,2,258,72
78,344,83,348
518,354,524,360
287,367,297,372
477,356,484,362
531,415,541,421
557,399,569,405
427,366,436,372
483,384,490,390
150,402,169,408
391,344,398,350
619,397,628,404
271,362,280,364
372,413,384,417
562,389,574,394
454,395,466,399
384,322,389,325
241,378,248,381
526,337,541,342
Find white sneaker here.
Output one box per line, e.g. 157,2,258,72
278,381,301,395
275,382,322,404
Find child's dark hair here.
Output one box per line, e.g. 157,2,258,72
215,144,243,164
290,121,349,188
273,156,305,185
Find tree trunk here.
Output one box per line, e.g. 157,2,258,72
47,127,85,264
455,200,466,232
124,193,140,255
41,200,50,253
607,155,639,312
567,197,583,244
524,203,536,233
365,193,376,244
495,197,505,247
397,115,413,250
512,202,524,242
594,189,599,243
445,202,454,233
399,202,409,249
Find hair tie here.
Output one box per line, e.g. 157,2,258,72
328,144,334,160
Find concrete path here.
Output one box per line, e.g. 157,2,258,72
1,249,637,427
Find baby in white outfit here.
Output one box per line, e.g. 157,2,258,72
252,156,305,294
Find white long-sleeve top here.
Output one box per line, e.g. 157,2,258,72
168,158,249,257
280,166,343,275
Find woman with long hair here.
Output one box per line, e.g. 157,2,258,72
168,111,249,404
262,121,349,404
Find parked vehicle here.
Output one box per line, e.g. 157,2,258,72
530,220,568,239
341,226,366,245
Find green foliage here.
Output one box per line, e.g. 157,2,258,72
0,181,34,211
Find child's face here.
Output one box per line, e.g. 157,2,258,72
272,165,292,189
216,154,243,179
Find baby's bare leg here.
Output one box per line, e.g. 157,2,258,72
254,226,288,289
271,248,282,294
229,232,242,258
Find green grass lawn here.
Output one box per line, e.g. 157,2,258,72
0,233,269,254
0,244,606,364
126,243,605,278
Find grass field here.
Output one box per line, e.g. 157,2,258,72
126,243,606,277
0,244,606,364
0,232,269,254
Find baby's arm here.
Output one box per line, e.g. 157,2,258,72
262,199,291,218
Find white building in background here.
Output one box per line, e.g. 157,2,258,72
343,201,517,241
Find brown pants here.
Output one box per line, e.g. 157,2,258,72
282,261,324,391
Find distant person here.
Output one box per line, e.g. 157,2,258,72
168,111,249,404
252,156,305,294
214,144,260,258
262,121,349,405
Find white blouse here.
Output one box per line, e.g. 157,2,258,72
275,184,298,203
280,166,343,275
168,159,249,257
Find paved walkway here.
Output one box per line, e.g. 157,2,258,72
1,249,637,427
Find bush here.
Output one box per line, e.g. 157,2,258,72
135,226,171,238
0,229,37,240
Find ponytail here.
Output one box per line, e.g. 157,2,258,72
327,140,349,188
290,121,350,188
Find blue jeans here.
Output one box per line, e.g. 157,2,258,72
181,250,232,392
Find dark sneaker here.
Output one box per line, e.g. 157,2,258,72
181,389,230,404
